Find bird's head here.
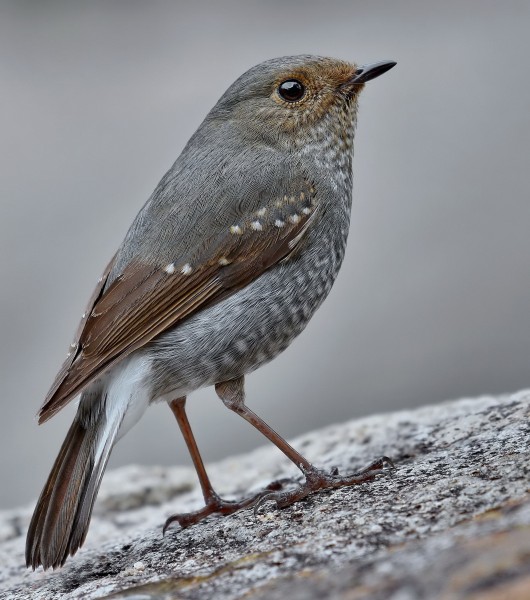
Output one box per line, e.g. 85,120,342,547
208,55,396,149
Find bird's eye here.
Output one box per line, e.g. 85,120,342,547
278,80,305,102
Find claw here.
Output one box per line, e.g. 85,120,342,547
253,491,279,517
353,456,395,476
162,519,171,536
382,456,395,470
163,510,196,535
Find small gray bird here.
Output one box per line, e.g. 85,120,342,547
26,55,396,570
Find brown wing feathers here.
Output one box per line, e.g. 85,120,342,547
38,181,317,424
39,254,116,423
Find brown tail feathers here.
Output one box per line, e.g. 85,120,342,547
25,412,116,570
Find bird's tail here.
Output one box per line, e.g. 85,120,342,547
25,395,121,570
26,354,151,570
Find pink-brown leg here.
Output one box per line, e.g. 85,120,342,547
215,377,393,512
163,396,284,533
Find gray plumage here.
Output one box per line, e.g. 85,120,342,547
26,55,395,570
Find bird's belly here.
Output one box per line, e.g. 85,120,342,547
148,224,348,402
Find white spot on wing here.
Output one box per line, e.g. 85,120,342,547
257,207,267,217
164,263,176,274
251,220,263,231
289,214,301,224
287,205,318,251
181,263,192,275
230,225,242,235
274,219,285,228
218,257,230,266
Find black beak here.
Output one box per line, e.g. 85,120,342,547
351,60,397,84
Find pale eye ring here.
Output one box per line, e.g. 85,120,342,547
278,79,305,102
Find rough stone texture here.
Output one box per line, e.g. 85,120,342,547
1,391,528,600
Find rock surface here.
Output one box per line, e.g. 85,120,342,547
1,391,528,600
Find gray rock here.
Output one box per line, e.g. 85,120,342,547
1,391,528,600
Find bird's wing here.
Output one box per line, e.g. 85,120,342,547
38,178,317,423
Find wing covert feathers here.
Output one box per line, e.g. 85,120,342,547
38,180,317,423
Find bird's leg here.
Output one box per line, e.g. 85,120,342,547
216,377,393,511
163,396,284,532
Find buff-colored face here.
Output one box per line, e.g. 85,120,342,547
211,55,396,145
268,58,360,125
265,59,366,140
213,56,363,141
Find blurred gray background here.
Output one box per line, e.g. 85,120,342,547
1,0,529,509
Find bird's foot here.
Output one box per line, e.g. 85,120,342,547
255,456,394,513
163,478,289,533
163,458,393,533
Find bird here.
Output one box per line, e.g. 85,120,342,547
25,55,396,570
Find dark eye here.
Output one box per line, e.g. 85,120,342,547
278,80,305,102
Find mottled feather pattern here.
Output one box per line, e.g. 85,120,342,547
38,177,318,424
27,54,395,570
